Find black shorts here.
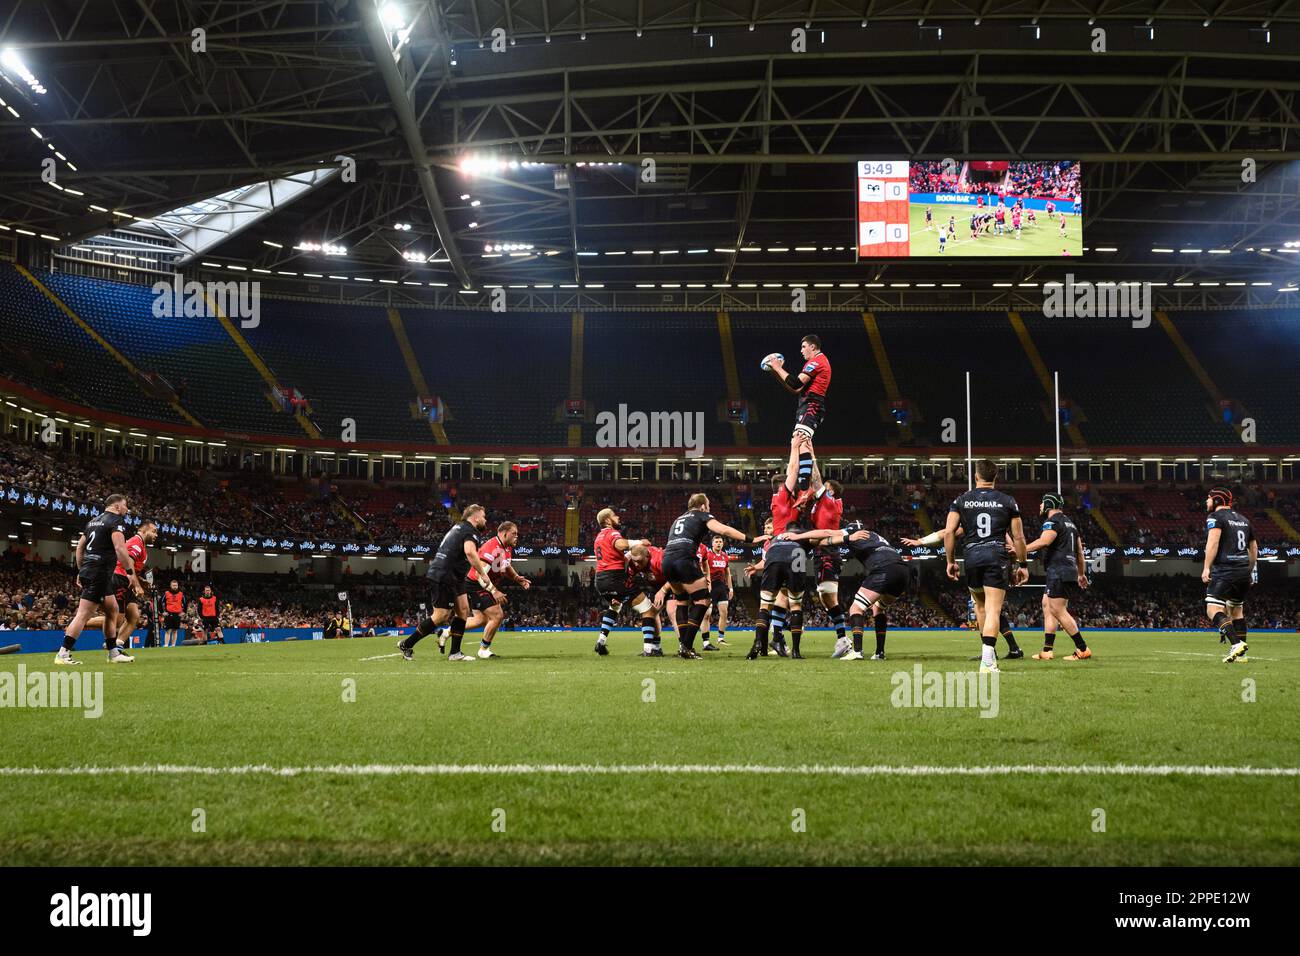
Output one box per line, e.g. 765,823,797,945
860,561,910,600
817,549,841,585
709,580,731,605
662,552,707,588
430,571,469,610
201,615,221,630
77,558,115,603
595,569,638,604
1206,569,1252,608
163,612,182,630
965,558,1010,591
112,573,140,608
1044,572,1080,600
794,394,826,436
468,586,499,613
761,560,808,601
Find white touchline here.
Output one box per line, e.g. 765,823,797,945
1,764,1297,778
358,653,403,661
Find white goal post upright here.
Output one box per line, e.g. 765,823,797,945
1054,370,1062,496
965,370,973,490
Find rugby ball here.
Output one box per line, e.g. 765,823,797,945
760,352,784,371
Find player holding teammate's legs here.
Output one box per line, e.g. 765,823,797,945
591,507,651,656
808,475,850,658
661,495,748,659
744,517,811,660
1201,488,1256,664
943,460,1028,673
762,333,831,510
399,504,497,662
783,522,910,661
1023,494,1091,660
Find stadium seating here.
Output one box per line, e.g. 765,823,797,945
402,309,571,445
876,313,1051,447
580,313,732,449
1019,312,1239,446
240,298,432,444
0,264,184,423
39,270,290,435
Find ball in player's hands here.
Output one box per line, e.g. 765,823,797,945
760,352,784,371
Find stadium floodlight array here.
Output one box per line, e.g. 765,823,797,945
294,241,346,255
0,48,46,95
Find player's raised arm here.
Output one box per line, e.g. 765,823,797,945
780,527,840,546
1024,525,1058,554
705,517,747,542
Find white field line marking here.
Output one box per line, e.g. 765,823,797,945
359,653,402,661
0,764,1297,779
1152,651,1278,661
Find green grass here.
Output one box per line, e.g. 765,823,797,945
2,629,1298,866
909,204,1083,256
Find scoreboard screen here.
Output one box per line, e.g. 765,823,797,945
856,160,1083,258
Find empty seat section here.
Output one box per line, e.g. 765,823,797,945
402,310,571,445
0,265,183,423
580,313,731,449
41,271,288,435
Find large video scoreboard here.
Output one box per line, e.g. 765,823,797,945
856,159,1083,258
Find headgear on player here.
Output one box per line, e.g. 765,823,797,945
1040,492,1064,515
842,520,864,535
1207,487,1233,512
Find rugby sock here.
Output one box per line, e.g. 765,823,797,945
61,634,77,653
788,609,803,656
448,616,467,656
1068,631,1087,651
829,603,846,641
771,607,787,643
641,617,658,652
874,611,888,656
410,617,438,646
717,626,726,642
1043,631,1057,650
849,613,865,654
999,612,1020,652
686,599,709,650
797,452,813,491
981,636,997,668
599,610,616,643
1233,619,1248,643
1210,610,1231,641
752,608,771,656
675,602,694,650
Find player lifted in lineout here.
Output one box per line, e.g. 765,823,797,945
762,333,831,510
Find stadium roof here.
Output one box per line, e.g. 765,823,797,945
0,1,1298,306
